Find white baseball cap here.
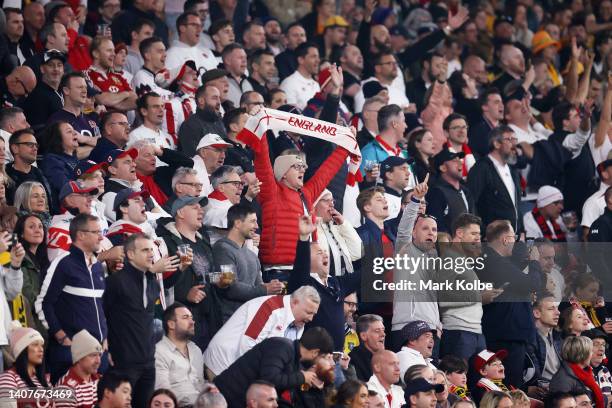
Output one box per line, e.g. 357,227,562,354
196,133,232,151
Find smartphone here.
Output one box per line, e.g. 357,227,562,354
499,282,511,290
332,352,343,362
10,233,17,249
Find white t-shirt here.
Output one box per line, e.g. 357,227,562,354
582,183,608,228
280,70,319,110
166,40,218,74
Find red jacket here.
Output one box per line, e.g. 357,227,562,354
238,127,349,266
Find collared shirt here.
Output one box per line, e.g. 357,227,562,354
367,374,405,408
284,322,300,341
397,346,437,381
488,154,516,206
155,336,205,407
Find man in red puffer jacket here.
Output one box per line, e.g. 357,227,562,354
237,109,350,282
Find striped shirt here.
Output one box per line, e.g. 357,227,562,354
55,367,99,408
0,368,53,408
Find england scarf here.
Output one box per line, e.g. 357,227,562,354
238,108,363,185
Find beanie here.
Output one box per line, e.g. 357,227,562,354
9,322,44,360
273,155,305,181
71,330,103,363
536,185,563,208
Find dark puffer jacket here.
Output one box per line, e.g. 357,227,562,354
214,337,304,407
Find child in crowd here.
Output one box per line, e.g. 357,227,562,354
439,355,472,401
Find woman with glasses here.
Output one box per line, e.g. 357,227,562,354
584,329,612,400
408,129,436,185
12,213,49,338
550,336,605,408
13,181,52,228
39,121,80,202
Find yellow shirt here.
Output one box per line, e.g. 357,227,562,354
344,329,360,354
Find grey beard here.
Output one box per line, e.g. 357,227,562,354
505,153,518,165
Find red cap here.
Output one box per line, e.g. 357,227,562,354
473,349,508,373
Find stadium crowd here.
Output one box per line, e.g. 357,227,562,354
0,0,611,407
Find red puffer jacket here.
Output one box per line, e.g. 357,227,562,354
238,127,349,266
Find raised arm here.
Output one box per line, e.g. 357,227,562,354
396,174,429,252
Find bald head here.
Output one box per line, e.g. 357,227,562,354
500,45,525,76
6,66,37,98
463,55,488,85
246,381,278,408
372,350,401,386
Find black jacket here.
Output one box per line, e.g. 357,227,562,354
406,77,428,113
177,108,226,157
467,156,523,233
288,240,361,351
150,148,193,197
22,81,63,131
348,344,373,381
478,246,538,343
103,261,159,368
214,337,305,407
425,178,474,233
526,329,562,386
467,117,495,159
110,5,169,46
276,49,298,82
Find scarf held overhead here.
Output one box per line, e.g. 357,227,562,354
241,108,363,185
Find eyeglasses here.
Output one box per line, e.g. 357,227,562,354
344,301,358,309
15,141,39,149
80,230,103,236
291,163,308,171
221,181,243,187
111,121,130,128
502,137,518,144
180,182,204,188
449,125,469,131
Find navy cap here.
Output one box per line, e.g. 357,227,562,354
59,180,99,201
494,15,513,27
74,160,108,178
400,320,436,345
113,188,151,213
171,196,209,217
583,328,607,341
433,147,465,168
363,81,387,99
104,148,138,165
42,49,66,64
380,156,414,178
390,24,410,39
405,378,444,399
